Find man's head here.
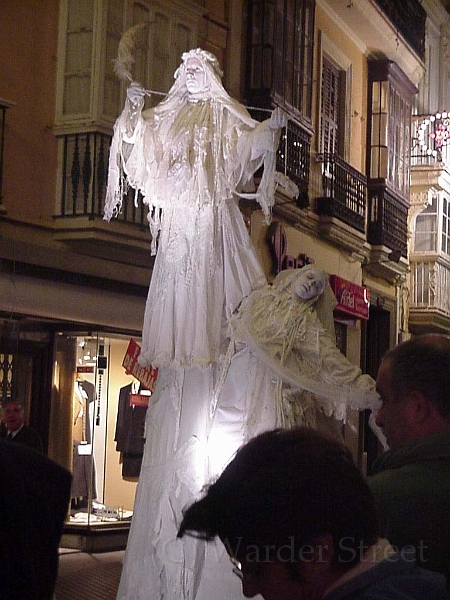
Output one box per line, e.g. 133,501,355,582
2,400,25,433
375,333,450,449
178,427,379,599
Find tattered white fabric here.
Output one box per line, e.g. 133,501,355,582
229,265,380,425
105,48,282,369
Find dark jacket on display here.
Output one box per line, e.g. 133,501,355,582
368,430,450,583
114,383,148,478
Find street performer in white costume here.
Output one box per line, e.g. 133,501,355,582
105,47,286,369
104,45,287,600
105,41,379,600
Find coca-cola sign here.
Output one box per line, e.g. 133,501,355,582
329,275,370,320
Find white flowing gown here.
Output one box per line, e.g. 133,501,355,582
105,50,377,600
104,51,283,600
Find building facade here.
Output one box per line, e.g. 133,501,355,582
1,0,449,543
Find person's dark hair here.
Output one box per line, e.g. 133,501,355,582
178,427,379,569
382,333,450,420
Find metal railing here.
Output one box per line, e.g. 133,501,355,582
411,113,450,167
367,185,409,257
249,108,311,208
55,131,147,227
56,112,313,226
374,0,426,60
313,153,367,233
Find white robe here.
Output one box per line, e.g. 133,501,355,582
106,97,279,369
107,77,283,600
105,53,375,600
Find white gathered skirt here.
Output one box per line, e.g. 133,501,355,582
117,352,278,600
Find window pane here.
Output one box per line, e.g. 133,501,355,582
415,198,437,252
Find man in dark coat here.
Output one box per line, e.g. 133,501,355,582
0,440,72,599
0,400,43,453
369,333,450,583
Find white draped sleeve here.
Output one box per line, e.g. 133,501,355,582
104,95,149,222
235,118,282,224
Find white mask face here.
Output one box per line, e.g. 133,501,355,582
185,57,209,94
292,269,326,300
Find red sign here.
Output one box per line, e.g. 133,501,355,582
329,275,370,320
76,366,94,374
122,339,158,392
129,393,150,408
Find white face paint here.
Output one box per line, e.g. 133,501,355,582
292,269,326,300
185,57,209,95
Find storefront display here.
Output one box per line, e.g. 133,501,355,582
50,332,149,548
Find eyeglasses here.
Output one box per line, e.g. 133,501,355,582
229,556,261,582
230,557,244,580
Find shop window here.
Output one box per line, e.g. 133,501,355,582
51,331,155,544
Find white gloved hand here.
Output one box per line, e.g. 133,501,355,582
268,107,287,130
127,82,146,106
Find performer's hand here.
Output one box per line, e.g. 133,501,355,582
127,82,146,105
269,107,287,130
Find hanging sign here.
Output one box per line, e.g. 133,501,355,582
267,221,313,274
129,393,151,408
329,275,370,320
122,339,158,392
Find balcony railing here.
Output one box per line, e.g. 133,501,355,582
249,109,311,208
367,185,408,257
313,153,367,233
56,112,312,226
410,259,450,317
411,113,450,167
55,131,147,228
374,0,426,60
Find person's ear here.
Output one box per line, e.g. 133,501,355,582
407,390,431,424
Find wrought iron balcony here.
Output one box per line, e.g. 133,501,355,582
54,131,147,228
246,108,312,209
55,112,312,226
367,184,408,258
411,113,450,167
313,153,367,234
373,0,426,60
